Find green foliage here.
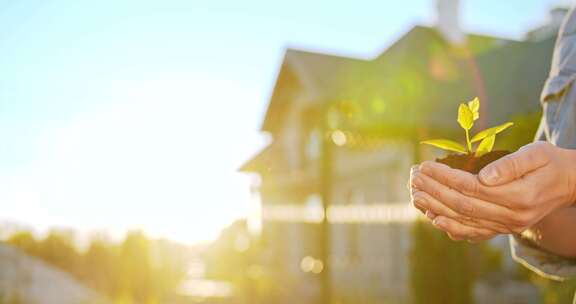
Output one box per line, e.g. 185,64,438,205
514,258,576,304
410,220,474,304
467,97,480,120
203,219,302,304
6,230,187,303
409,220,503,304
420,139,467,154
526,273,576,304
458,103,474,131
541,280,576,304
421,97,513,156
476,135,495,157
204,220,262,302
470,122,514,143
0,292,24,304
495,112,541,152
7,231,39,256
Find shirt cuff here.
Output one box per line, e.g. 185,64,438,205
510,234,576,281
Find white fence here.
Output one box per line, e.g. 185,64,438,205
262,203,419,224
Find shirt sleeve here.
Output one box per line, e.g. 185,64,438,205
511,6,576,280
510,235,576,281
511,112,576,280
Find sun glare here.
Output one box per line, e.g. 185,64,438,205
1,77,263,244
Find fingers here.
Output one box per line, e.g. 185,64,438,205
410,163,508,239
425,210,436,220
479,141,551,186
418,160,539,211
412,190,464,220
409,165,425,214
412,190,511,233
409,165,419,195
432,216,497,242
412,171,516,224
419,161,482,196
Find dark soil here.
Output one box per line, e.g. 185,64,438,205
436,150,511,174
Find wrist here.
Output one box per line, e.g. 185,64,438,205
519,224,542,245
565,148,576,207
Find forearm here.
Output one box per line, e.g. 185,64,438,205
522,207,576,258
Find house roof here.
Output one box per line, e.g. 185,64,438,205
319,26,521,135
242,26,554,174
261,26,517,135
239,143,283,173
261,49,367,133
477,36,554,123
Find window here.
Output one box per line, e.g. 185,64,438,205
305,128,320,161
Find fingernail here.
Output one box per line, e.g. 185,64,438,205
480,167,499,184
419,162,431,174
432,217,443,226
425,210,436,220
411,175,423,188
412,192,426,207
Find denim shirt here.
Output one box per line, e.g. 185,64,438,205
511,6,576,281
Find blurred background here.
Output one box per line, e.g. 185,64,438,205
0,0,574,303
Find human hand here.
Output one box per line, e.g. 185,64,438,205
410,165,500,242
410,141,576,240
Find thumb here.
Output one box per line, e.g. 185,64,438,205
479,141,550,186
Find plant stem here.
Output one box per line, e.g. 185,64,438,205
465,129,472,153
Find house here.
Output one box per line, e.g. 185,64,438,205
240,5,562,304
526,7,569,42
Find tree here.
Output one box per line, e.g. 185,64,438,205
7,231,39,257
5,229,187,304
81,238,117,296
37,230,81,277
410,220,473,304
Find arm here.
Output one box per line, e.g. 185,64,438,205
523,207,576,258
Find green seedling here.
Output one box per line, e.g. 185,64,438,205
421,97,513,157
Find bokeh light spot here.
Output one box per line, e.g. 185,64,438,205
331,130,347,146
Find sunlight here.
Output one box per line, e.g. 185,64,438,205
1,75,264,244
1,1,568,303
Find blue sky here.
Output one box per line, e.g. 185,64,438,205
0,0,570,244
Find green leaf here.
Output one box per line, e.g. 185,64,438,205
421,139,467,154
475,134,495,157
471,112,479,120
468,97,480,121
457,103,474,130
471,122,514,143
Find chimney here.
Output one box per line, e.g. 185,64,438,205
436,0,466,45
550,7,569,28
525,6,569,41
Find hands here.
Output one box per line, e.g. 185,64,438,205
409,141,576,242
